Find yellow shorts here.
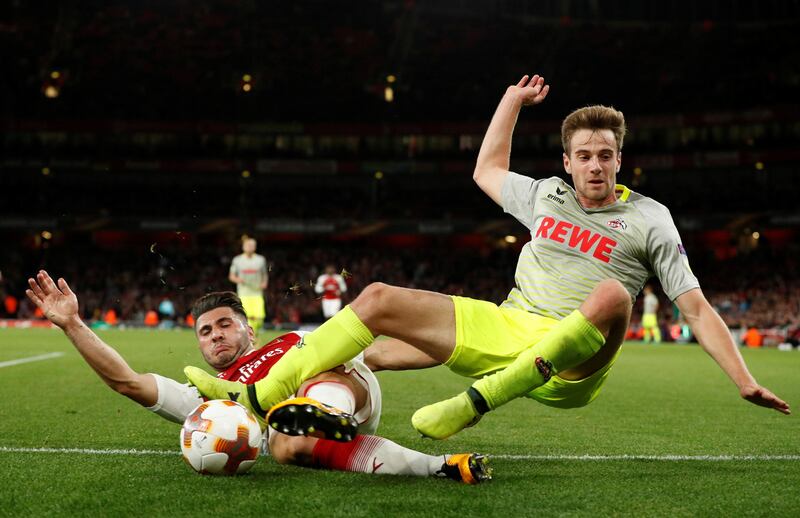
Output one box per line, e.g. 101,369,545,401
642,313,657,328
446,296,619,409
240,295,265,320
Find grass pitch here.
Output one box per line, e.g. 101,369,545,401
1,328,798,517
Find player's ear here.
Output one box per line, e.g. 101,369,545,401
563,152,571,175
245,320,256,345
616,151,622,173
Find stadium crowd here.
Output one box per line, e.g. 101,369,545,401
2,238,798,347
0,239,516,328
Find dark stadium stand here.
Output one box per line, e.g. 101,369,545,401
1,1,798,343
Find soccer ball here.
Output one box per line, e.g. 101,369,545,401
180,400,262,475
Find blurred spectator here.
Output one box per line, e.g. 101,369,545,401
144,310,159,327
103,308,118,327
158,296,176,322
743,326,764,348
3,293,18,318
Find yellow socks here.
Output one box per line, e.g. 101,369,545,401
253,305,374,411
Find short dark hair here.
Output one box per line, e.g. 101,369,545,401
190,291,247,326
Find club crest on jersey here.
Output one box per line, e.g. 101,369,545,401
606,217,628,231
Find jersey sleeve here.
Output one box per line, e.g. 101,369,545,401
642,201,700,301
500,171,544,229
229,257,238,276
145,373,204,424
314,274,324,294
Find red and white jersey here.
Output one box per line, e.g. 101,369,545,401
218,332,299,383
147,331,381,437
315,274,347,300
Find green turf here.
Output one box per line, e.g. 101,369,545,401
1,328,798,516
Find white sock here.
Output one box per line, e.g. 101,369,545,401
304,382,444,477
303,381,356,414
368,438,445,476
312,434,445,477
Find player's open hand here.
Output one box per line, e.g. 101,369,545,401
508,74,550,106
740,384,791,415
25,270,80,329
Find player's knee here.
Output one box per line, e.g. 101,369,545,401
594,279,631,316
352,282,394,321
580,279,632,333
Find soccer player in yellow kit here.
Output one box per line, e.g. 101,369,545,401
229,237,268,332
187,75,789,441
641,284,662,343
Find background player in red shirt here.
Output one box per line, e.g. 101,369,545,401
25,270,489,484
315,265,348,319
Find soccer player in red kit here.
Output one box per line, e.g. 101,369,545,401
315,265,348,319
26,270,490,484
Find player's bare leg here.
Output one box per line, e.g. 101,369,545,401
186,283,457,418
412,279,631,439
350,283,456,364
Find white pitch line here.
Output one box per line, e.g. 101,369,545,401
1,447,798,461
0,446,176,456
0,352,64,369
494,454,800,461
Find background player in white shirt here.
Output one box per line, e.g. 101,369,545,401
25,270,490,484
229,237,268,333
641,284,661,343
187,74,789,442
315,265,348,319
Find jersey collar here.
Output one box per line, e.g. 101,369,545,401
615,184,631,202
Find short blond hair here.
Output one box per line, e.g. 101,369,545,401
561,105,626,154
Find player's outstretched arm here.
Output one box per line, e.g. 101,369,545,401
473,74,550,205
26,270,158,407
675,288,790,415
